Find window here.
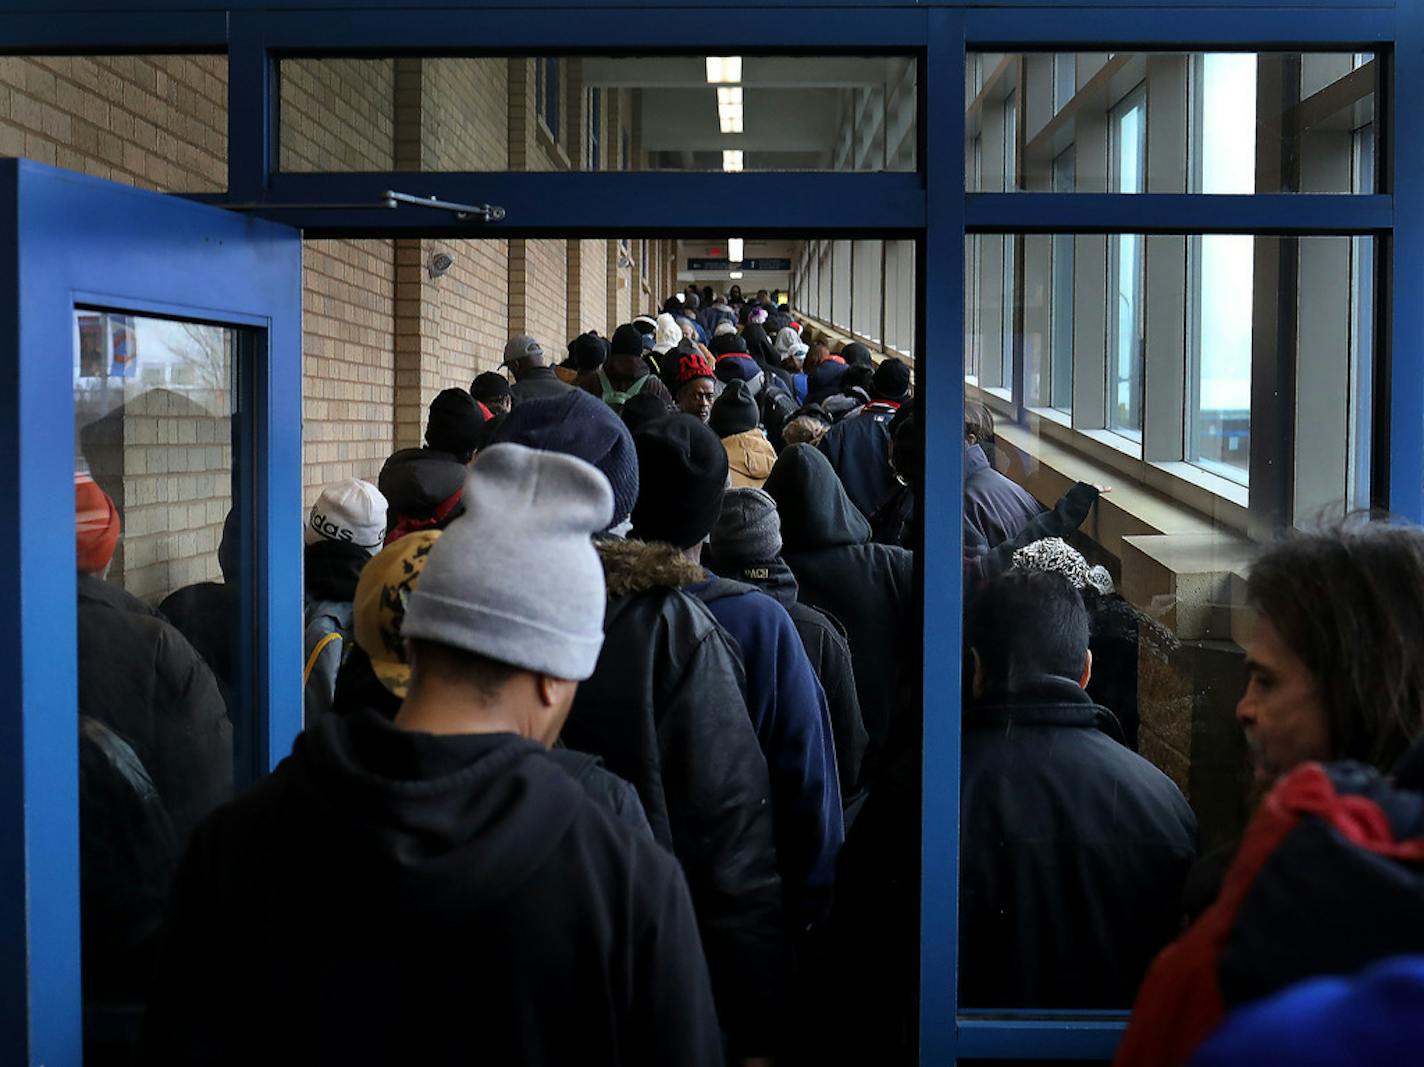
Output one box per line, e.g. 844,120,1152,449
1108,85,1146,439
536,57,560,141
621,125,631,171
588,87,601,169
1349,120,1376,508
1049,148,1076,412
1053,54,1077,114
1188,55,1257,480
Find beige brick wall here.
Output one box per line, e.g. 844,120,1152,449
279,58,395,171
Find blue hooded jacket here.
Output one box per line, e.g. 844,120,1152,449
685,574,844,930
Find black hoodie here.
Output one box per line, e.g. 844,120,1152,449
140,707,722,1067
764,445,914,769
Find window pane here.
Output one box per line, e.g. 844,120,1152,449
968,51,1376,193
962,232,1378,1017
279,55,917,172
74,311,242,1028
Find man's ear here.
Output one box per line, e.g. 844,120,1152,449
536,674,559,708
1078,649,1093,691
971,648,985,699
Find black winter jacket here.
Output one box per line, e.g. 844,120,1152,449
709,554,869,798
140,709,721,1066
764,445,915,768
819,401,901,520
510,364,574,403
960,675,1198,1009
78,574,232,849
559,538,786,1056
963,443,1042,549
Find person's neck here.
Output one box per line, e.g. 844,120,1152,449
395,681,529,739
679,542,704,567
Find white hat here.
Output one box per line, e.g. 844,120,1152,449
306,478,388,551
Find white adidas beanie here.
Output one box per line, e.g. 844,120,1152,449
306,478,388,551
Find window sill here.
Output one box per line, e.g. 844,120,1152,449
1153,461,1248,509
1080,427,1143,460
1026,404,1071,429
992,422,1253,641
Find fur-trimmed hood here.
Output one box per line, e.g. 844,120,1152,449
596,537,706,598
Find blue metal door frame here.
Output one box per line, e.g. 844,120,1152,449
0,2,1418,1064
0,159,303,1065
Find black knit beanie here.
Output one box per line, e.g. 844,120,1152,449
568,332,610,372
709,379,760,438
841,342,875,368
631,414,730,549
470,371,512,404
425,387,487,458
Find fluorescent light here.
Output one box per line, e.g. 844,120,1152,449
706,56,743,84
728,238,745,263
716,87,744,134
718,104,744,134
729,271,744,280
722,150,744,172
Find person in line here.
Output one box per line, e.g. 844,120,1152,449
781,402,833,449
711,380,777,489
140,445,724,1066
559,330,609,385
76,475,232,998
423,387,488,465
578,323,674,413
960,570,1198,1008
631,414,844,934
764,444,914,774
378,420,471,546
1177,521,1424,922
964,400,1042,548
469,370,513,415
672,346,718,424
819,357,911,520
502,333,570,402
620,390,675,433
1235,523,1424,783
490,391,786,1063
707,487,869,802
302,478,387,723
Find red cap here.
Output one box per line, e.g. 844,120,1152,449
75,474,120,574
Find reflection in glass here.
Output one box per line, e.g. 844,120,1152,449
280,55,917,173
73,312,239,1020
967,51,1376,194
962,234,1375,1010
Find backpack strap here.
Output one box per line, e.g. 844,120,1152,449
303,631,343,688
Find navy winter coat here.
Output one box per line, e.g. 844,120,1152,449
686,574,844,930
819,401,901,520
963,443,1042,548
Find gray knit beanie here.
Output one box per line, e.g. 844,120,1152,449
401,443,611,681
710,487,782,564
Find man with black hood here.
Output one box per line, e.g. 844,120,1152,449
502,333,570,402
489,391,786,1063
707,487,869,801
819,357,911,521
141,445,724,1066
964,400,1043,548
631,415,844,936
576,323,674,412
764,444,914,773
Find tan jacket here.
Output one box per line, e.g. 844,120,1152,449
721,429,778,489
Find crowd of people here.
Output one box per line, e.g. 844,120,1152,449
71,283,1424,1065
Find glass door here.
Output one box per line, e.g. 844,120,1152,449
0,159,302,1065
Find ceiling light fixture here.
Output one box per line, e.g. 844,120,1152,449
705,56,743,84
728,238,745,263
716,86,744,134
722,150,744,172
729,271,744,279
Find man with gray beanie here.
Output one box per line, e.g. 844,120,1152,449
632,415,844,937
707,487,869,802
499,401,786,1063
141,444,723,1067
503,332,571,403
